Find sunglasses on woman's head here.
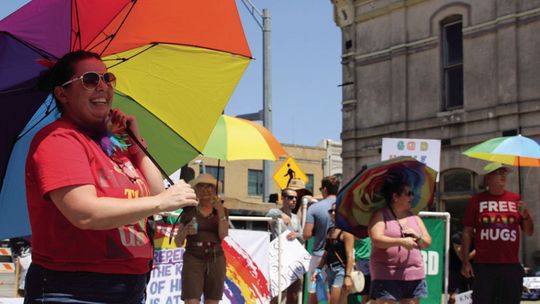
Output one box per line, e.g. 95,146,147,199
61,72,116,90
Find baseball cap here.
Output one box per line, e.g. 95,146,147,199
483,162,512,175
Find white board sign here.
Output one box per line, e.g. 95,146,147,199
381,138,441,180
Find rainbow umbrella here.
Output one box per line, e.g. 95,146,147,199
335,157,437,238
0,0,251,239
463,135,540,167
202,115,288,161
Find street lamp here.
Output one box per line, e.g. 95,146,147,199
238,0,273,202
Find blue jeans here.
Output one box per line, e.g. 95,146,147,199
24,263,147,304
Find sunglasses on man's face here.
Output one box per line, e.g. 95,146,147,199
283,195,297,200
62,72,116,90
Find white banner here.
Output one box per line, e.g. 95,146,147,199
381,138,441,180
268,231,311,298
146,229,270,304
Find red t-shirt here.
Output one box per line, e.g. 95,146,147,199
25,118,153,274
462,191,524,264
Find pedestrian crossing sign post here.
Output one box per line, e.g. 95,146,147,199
272,157,308,189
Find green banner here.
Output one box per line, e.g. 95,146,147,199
421,217,445,304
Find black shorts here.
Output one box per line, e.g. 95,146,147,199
472,263,524,304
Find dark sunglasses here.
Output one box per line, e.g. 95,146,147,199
328,209,336,214
283,195,297,200
62,71,116,90
403,190,414,197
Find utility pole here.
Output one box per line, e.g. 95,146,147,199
262,8,272,202
239,0,272,202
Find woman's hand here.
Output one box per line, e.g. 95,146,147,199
110,108,143,141
343,275,353,291
213,196,225,215
310,270,319,282
185,221,197,235
400,237,417,250
157,180,198,212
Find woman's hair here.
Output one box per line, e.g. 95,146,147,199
380,173,408,206
37,51,102,111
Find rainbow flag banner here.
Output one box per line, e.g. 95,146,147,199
146,229,270,303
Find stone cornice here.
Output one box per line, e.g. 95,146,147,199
342,99,540,141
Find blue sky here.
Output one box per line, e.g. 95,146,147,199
231,0,342,146
0,0,342,147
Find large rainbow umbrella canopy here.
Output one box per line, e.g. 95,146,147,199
0,0,251,238
335,157,437,238
463,135,540,167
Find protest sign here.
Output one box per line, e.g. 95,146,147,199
268,231,311,298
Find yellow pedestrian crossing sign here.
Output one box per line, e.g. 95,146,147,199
273,157,308,189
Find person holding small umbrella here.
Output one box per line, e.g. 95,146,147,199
24,51,198,303
461,162,534,304
368,174,431,303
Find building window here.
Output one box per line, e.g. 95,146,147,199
441,16,463,110
248,169,263,196
306,174,314,194
442,170,473,193
205,166,224,194
440,169,477,224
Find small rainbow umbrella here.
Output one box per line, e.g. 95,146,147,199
463,135,540,167
335,156,437,238
202,115,288,161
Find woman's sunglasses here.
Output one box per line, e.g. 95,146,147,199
328,209,336,214
62,72,116,90
403,190,414,197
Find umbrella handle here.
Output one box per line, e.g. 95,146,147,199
125,127,196,244
125,127,175,186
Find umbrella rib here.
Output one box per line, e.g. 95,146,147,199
104,43,157,68
16,98,57,141
113,91,202,155
86,0,138,57
103,42,251,69
0,32,58,61
71,0,83,51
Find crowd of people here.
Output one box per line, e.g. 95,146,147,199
11,49,537,304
